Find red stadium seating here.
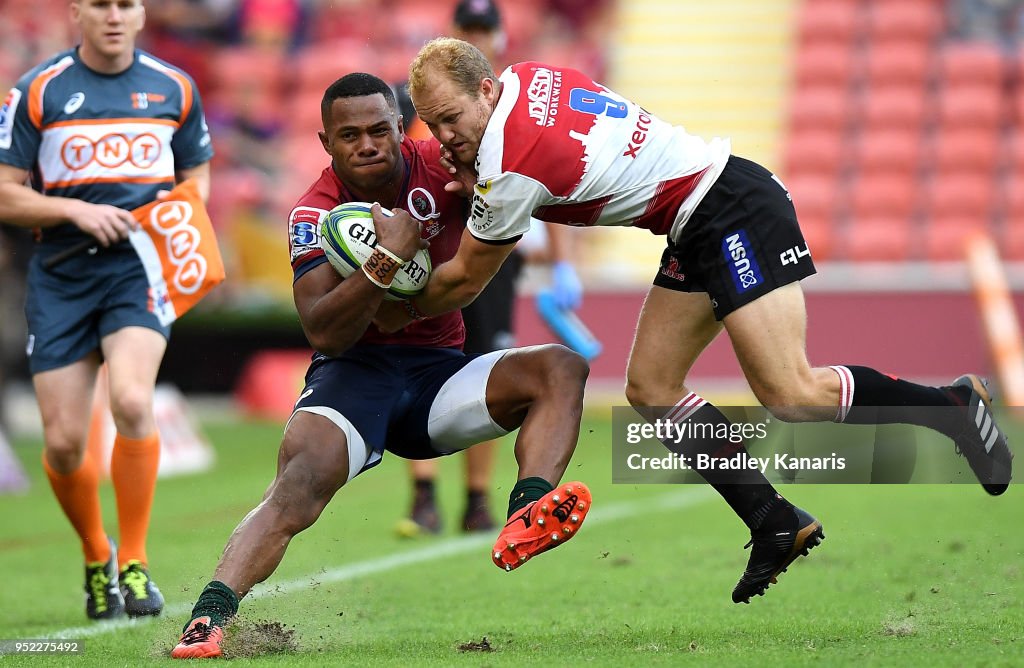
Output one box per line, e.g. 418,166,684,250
1012,90,1024,127
866,1,943,44
787,174,839,260
788,174,837,221
846,214,916,261
284,90,329,137
925,217,991,261
784,129,847,179
788,84,850,133
849,174,919,219
999,218,1024,260
856,86,929,131
502,0,545,52
307,1,383,42
936,84,1005,129
852,130,923,178
392,0,451,48
929,129,1001,177
925,173,995,221
797,216,837,261
938,40,1005,88
294,41,375,95
794,41,857,87
1000,176,1024,221
798,0,861,45
1008,131,1024,176
864,40,933,87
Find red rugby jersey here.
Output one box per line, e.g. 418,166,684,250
287,136,466,349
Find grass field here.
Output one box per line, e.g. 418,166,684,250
1,409,1021,666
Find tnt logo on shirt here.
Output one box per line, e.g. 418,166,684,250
60,132,162,170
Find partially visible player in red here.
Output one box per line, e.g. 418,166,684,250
170,73,591,659
392,0,584,536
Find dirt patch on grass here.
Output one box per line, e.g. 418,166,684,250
457,637,494,652
220,618,300,658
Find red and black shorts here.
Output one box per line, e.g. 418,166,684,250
653,156,817,320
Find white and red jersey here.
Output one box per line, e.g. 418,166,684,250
469,62,731,243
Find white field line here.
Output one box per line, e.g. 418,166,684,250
50,488,715,639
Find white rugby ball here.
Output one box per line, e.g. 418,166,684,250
319,202,431,301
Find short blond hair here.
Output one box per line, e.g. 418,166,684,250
408,37,496,105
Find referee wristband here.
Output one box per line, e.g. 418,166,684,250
403,298,427,321
375,244,405,266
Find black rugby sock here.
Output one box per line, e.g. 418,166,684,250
657,396,787,530
833,365,966,438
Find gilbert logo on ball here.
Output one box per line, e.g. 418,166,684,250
319,202,431,301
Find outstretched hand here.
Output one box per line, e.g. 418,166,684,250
440,145,477,198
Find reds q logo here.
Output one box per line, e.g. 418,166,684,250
406,187,444,240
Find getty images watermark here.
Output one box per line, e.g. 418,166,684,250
610,405,1020,485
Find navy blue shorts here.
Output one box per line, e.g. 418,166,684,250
291,345,510,482
24,245,171,374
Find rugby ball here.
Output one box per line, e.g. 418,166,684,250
319,202,431,301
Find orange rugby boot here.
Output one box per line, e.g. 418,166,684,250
492,481,592,572
171,616,224,659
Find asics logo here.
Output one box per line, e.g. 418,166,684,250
64,92,85,114
552,494,577,521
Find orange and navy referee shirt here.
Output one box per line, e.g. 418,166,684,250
0,47,213,247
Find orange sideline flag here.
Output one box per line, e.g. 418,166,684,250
128,179,225,326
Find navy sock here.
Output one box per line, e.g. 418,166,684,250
187,580,239,630
507,477,553,518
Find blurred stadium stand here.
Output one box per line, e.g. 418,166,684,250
1,0,1022,405
786,0,1024,263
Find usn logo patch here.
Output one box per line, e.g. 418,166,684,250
722,230,763,293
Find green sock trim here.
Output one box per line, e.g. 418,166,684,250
507,476,554,518
188,580,239,630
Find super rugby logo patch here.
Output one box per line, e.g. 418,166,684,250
289,207,325,262
723,230,762,293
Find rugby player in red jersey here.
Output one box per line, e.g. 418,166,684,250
171,73,591,658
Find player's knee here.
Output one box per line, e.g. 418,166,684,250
265,470,330,534
268,435,348,533
624,375,671,409
753,384,821,423
108,386,153,431
44,432,86,472
537,345,589,396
